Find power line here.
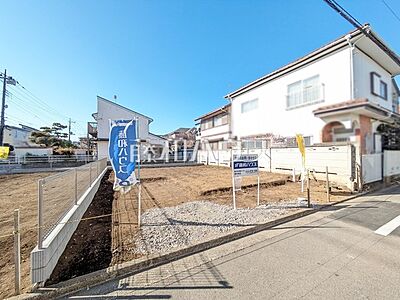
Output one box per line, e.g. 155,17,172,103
8,84,69,121
323,0,363,29
323,0,400,67
6,98,50,124
382,0,400,23
7,89,63,123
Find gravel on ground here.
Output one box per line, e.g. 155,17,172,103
134,200,306,255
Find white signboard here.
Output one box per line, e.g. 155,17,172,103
233,154,259,177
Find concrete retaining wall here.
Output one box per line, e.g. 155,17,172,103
30,167,109,284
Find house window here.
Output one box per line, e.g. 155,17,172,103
201,118,213,130
255,140,263,149
241,99,258,113
287,75,322,109
287,81,302,108
380,81,387,100
370,72,387,100
209,141,219,150
303,75,320,103
213,113,228,127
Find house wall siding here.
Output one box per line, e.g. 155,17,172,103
97,98,150,140
353,48,393,111
230,47,352,143
200,124,230,141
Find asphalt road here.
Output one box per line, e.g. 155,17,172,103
62,186,400,299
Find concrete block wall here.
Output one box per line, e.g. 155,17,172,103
197,144,356,189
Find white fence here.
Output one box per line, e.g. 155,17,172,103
362,153,382,184
383,150,400,177
0,155,96,174
198,144,356,189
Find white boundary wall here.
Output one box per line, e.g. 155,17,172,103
30,166,109,284
362,153,382,184
383,150,400,177
198,144,355,189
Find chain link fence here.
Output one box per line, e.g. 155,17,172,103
38,159,108,243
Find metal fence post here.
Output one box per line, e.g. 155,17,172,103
89,163,92,187
307,169,311,208
38,179,44,249
14,209,21,295
74,168,78,205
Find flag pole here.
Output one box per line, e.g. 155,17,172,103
136,118,141,228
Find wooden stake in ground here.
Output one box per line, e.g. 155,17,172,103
326,166,330,202
13,209,20,295
307,169,311,208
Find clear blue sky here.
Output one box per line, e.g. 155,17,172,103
1,0,399,139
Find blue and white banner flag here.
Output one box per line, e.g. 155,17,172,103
109,119,138,193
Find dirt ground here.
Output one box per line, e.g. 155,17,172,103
0,166,352,299
111,165,352,264
0,172,54,300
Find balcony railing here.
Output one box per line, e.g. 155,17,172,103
87,122,98,137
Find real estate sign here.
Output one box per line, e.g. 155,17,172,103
232,154,259,177
108,119,138,192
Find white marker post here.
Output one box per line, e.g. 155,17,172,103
231,148,236,210
257,174,260,206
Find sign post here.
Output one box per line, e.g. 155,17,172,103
231,149,236,210
136,119,142,228
232,153,259,208
296,134,306,192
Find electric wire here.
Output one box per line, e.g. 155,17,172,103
382,0,400,23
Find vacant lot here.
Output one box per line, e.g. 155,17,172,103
0,166,352,298
111,165,352,264
0,172,54,299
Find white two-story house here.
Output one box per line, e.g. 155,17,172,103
197,25,400,155
92,96,166,160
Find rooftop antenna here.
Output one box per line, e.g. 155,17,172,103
113,95,117,102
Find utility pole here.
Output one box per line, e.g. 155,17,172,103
0,69,7,146
0,70,17,146
68,118,75,143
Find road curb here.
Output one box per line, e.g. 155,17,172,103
8,183,398,300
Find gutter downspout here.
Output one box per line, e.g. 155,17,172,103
346,34,369,190
346,34,354,100
227,97,234,143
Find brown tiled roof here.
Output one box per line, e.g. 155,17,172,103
313,99,369,114
194,103,231,121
